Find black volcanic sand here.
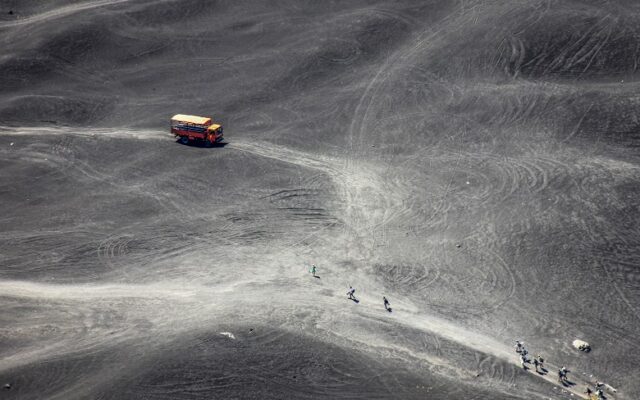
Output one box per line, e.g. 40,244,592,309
1,1,639,399
2,324,524,400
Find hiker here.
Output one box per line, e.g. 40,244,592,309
383,296,390,311
558,366,569,383
520,354,527,369
310,264,317,277
347,286,356,300
594,382,605,398
533,357,539,372
515,340,523,353
536,354,544,369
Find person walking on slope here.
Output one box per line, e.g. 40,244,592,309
383,296,390,311
520,354,527,369
585,387,593,398
535,354,544,370
561,366,569,381
310,264,317,277
558,366,569,383
347,286,356,300
594,382,605,399
515,340,523,353
532,357,540,372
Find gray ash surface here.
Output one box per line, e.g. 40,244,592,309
1,1,639,399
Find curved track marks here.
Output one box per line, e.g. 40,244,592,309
2,1,639,398
232,139,411,259
0,0,133,28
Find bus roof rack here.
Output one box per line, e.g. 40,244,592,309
171,114,211,125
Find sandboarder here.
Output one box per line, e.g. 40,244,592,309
347,286,356,300
383,296,390,311
533,357,540,372
310,264,317,277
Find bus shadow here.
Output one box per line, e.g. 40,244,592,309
177,139,228,148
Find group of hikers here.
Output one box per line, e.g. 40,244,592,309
515,340,609,399
515,340,546,373
310,264,392,312
308,263,612,400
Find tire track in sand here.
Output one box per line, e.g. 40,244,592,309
0,0,132,28
231,139,410,259
229,139,610,399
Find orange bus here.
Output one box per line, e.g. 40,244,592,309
170,114,224,145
